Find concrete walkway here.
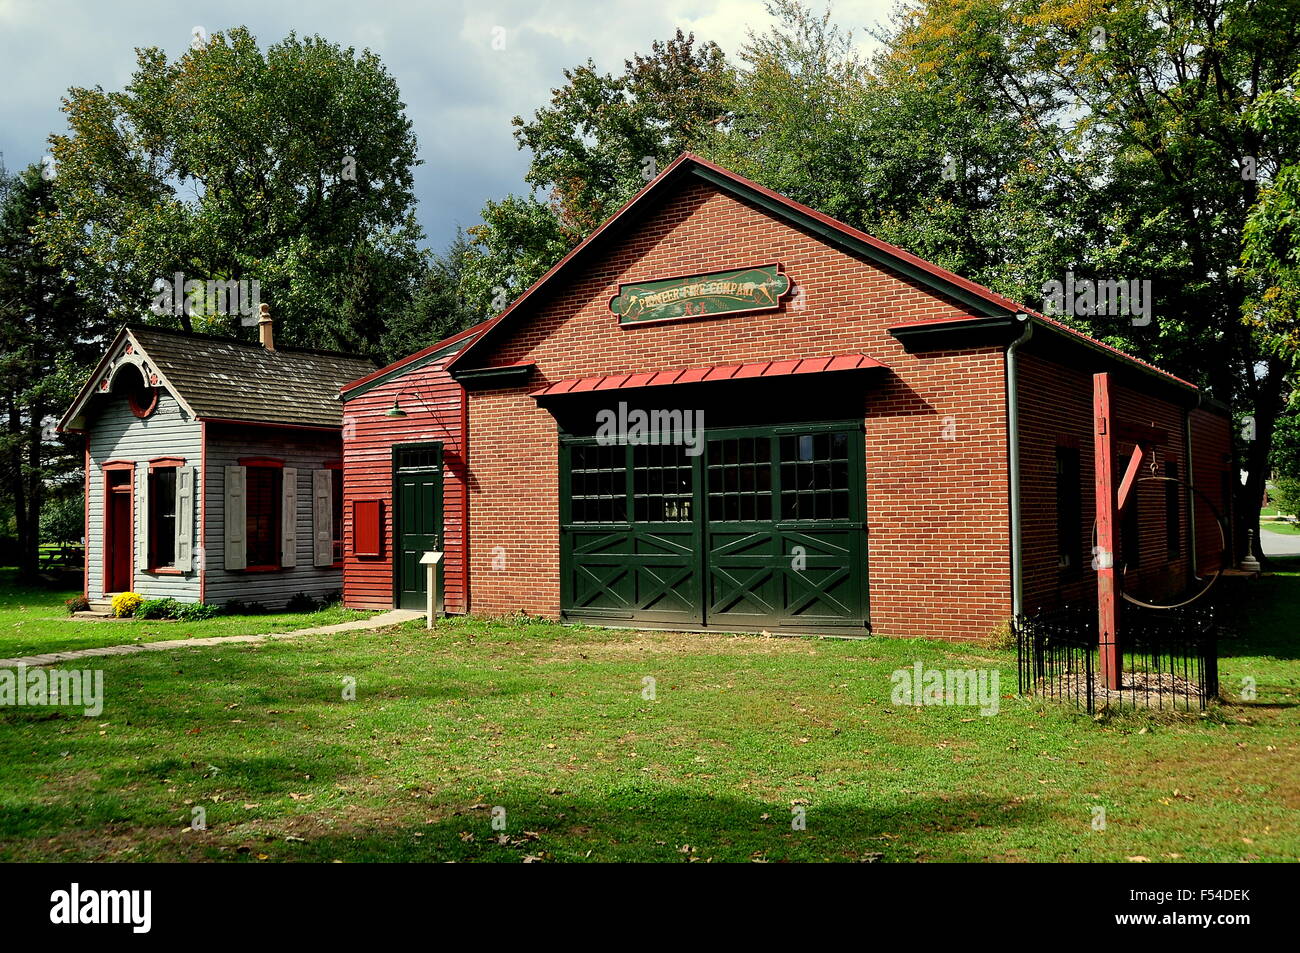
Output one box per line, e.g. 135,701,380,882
0,608,424,668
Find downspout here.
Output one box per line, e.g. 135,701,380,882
1006,312,1034,620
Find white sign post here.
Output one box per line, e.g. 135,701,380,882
419,550,443,628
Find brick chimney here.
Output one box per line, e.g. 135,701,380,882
257,302,275,351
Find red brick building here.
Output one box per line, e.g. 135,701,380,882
340,154,1233,640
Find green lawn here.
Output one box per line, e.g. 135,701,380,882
1261,519,1300,536
0,569,1296,862
0,569,374,658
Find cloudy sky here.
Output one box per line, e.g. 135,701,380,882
0,0,891,251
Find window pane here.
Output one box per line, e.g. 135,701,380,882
778,429,852,522
150,467,177,568
632,443,691,522
570,443,627,524
246,467,281,566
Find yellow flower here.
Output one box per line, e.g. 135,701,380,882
112,592,143,618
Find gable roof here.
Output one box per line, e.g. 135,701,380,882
60,325,377,432
444,152,1195,393
340,319,488,400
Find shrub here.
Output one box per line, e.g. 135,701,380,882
111,592,143,618
65,595,90,614
137,597,182,620
1272,476,1300,519
176,602,220,621
223,598,267,616
989,619,1016,651
318,589,343,608
284,592,319,613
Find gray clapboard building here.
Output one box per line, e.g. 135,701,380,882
59,316,374,609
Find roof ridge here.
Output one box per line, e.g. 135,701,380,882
125,323,375,362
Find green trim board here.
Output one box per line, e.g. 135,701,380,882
610,264,791,325
452,363,535,388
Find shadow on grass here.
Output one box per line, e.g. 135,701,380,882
5,788,1054,863
1218,569,1300,661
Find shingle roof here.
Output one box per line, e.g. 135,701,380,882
124,326,375,427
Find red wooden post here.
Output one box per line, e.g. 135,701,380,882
1094,373,1121,690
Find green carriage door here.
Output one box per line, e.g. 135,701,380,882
395,444,443,611
705,425,866,629
561,441,702,625
561,421,866,630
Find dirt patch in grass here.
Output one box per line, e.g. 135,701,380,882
537,629,817,662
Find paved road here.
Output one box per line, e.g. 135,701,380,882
1259,525,1300,557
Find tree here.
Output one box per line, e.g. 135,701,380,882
858,0,1300,565
380,230,482,362
1243,65,1300,361
459,30,734,310
36,26,424,355
0,162,110,578
40,494,83,546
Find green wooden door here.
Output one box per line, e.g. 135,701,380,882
560,442,702,624
395,444,443,611
560,421,867,630
705,425,866,629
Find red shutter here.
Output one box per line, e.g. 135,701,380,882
354,500,383,557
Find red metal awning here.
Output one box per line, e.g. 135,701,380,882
530,353,887,398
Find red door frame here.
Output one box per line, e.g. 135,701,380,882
102,460,135,595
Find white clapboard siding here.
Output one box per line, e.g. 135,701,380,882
224,466,247,570
280,467,298,568
203,431,345,608
84,390,201,601
313,469,334,567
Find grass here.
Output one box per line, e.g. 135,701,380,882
1260,519,1300,536
0,569,374,658
0,572,1297,863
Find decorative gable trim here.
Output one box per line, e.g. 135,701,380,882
58,326,194,432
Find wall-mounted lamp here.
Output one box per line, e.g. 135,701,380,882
384,399,407,418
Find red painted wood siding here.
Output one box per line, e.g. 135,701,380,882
341,352,468,611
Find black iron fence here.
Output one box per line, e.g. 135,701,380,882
1014,603,1219,713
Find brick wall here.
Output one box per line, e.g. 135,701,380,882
1018,352,1209,614
465,180,1012,641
